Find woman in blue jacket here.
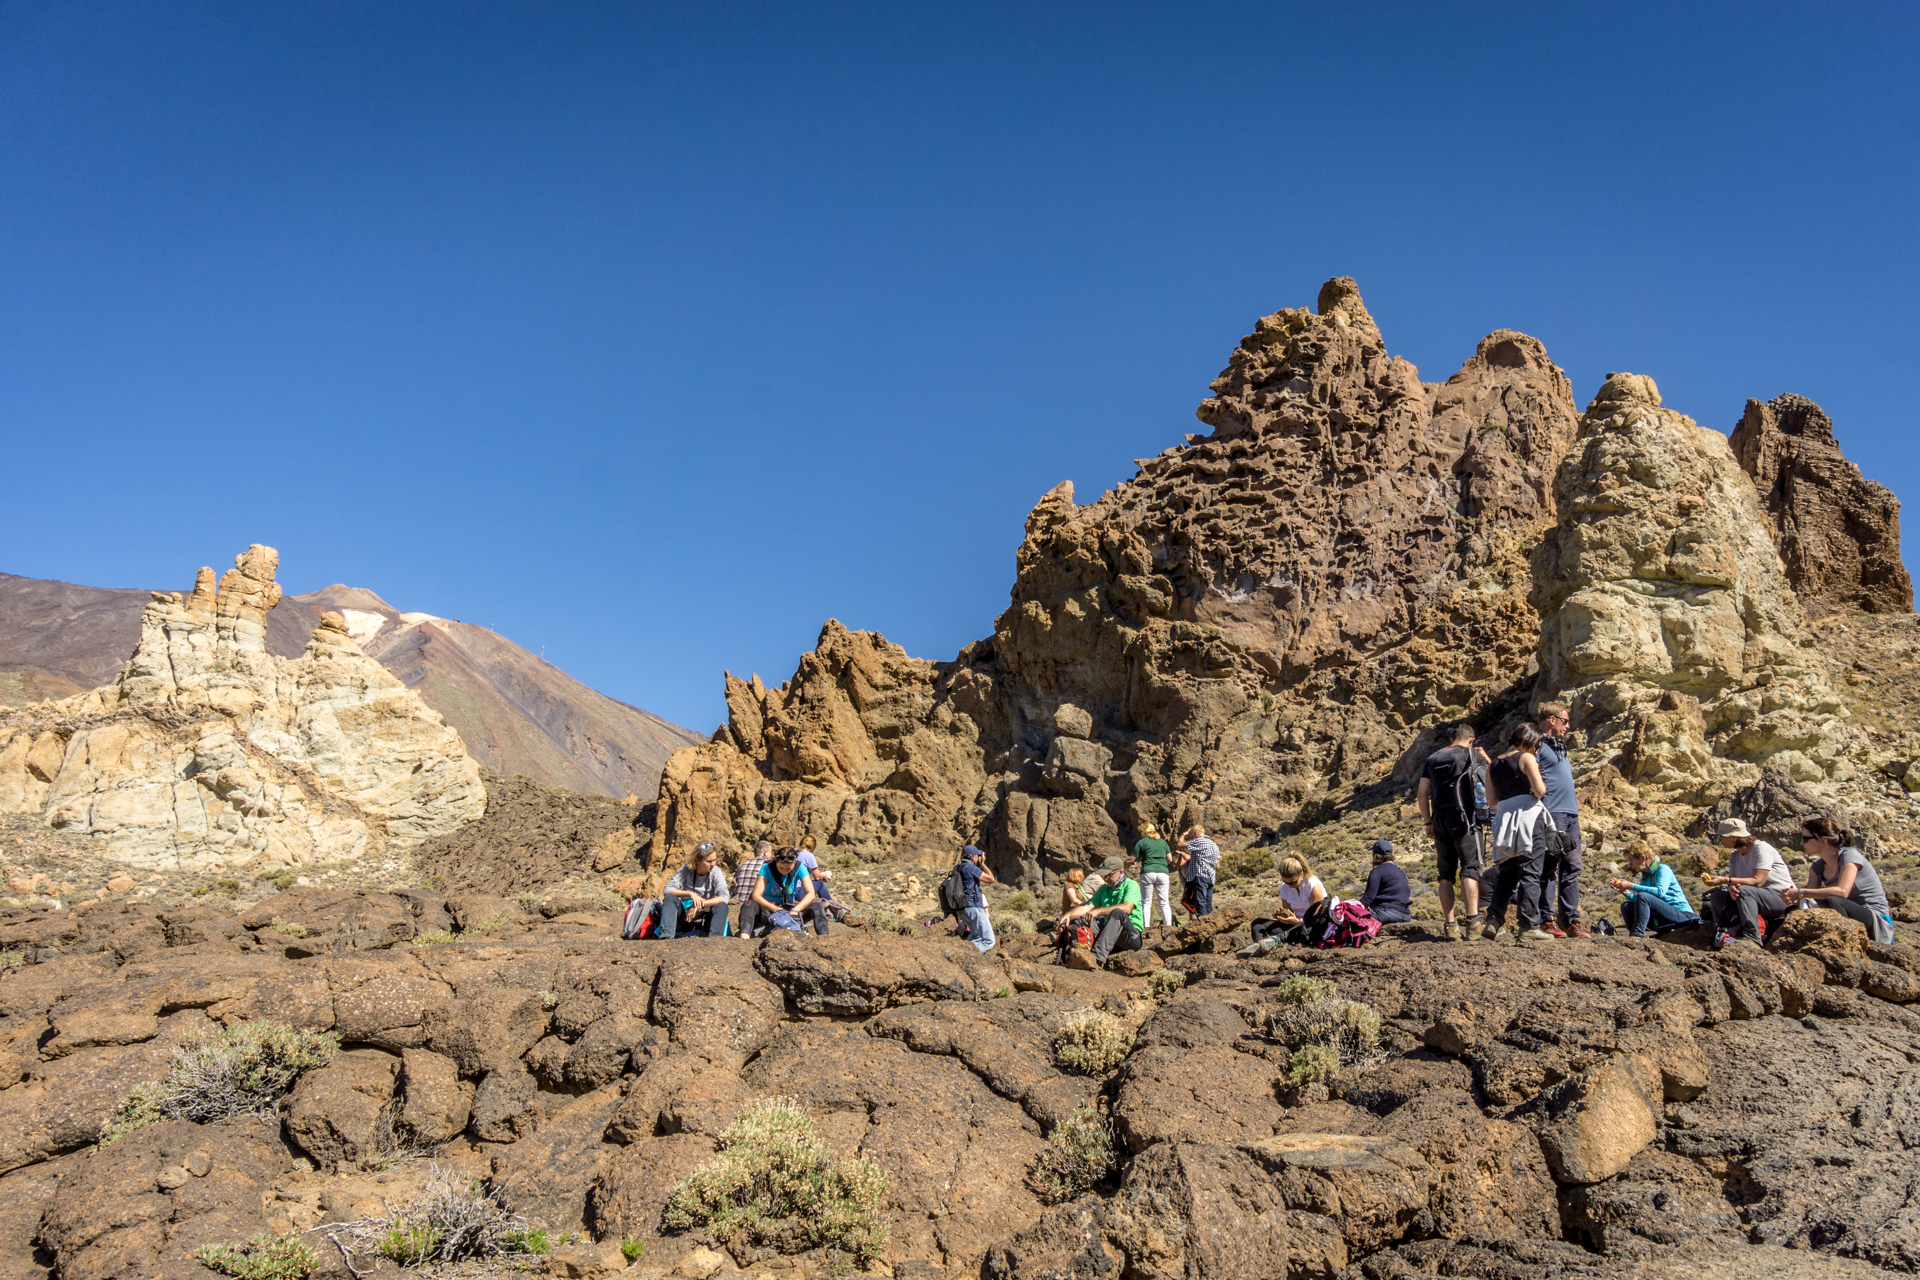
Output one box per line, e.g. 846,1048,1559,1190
1606,843,1700,937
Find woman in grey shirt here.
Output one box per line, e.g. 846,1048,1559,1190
1786,815,1896,944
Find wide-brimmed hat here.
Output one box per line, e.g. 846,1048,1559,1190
1715,818,1752,840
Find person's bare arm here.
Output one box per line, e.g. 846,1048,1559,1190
1416,777,1432,823
1792,862,1857,901
793,873,818,914
1308,881,1327,906
1521,754,1546,799
980,867,996,884
751,882,778,912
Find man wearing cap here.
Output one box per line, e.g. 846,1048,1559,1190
1088,856,1146,967
1703,818,1793,948
1360,839,1412,924
731,840,773,938
660,842,731,938
956,845,996,953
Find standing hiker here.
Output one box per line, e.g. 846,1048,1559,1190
1533,705,1589,938
1416,723,1489,941
1179,824,1220,917
1133,823,1175,928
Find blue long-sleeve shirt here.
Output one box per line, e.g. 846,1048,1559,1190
1621,863,1692,916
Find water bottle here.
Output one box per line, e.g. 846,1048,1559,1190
1473,777,1487,810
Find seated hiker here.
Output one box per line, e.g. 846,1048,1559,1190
1087,856,1146,967
1607,841,1700,937
1054,867,1093,950
731,839,771,938
1272,853,1328,944
660,841,731,938
1359,840,1412,924
1703,818,1792,949
752,846,822,934
1785,815,1898,944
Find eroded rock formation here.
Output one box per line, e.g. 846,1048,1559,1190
1532,375,1862,800
658,280,1582,879
1731,392,1913,617
0,547,484,870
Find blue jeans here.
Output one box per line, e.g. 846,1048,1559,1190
1369,903,1412,924
1621,893,1699,937
660,898,727,938
961,906,995,953
1185,878,1214,917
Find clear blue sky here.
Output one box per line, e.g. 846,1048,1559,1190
4,3,1915,734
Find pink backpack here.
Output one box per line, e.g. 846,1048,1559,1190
1318,900,1382,949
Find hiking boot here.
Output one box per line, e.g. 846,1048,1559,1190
1234,940,1266,959
1566,920,1591,939
1461,914,1484,942
1520,927,1555,941
1711,928,1733,951
1545,922,1568,938
1443,919,1461,942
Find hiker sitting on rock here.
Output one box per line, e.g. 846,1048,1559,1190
1703,819,1792,950
752,846,824,935
1053,868,1093,948
1606,841,1700,937
660,842,732,938
1087,856,1146,967
1272,853,1329,943
1360,840,1412,924
1784,816,1897,944
732,840,772,937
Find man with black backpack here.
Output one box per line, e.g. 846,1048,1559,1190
942,844,996,953
1416,723,1490,942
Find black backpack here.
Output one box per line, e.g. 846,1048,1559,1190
939,864,972,917
1429,746,1488,836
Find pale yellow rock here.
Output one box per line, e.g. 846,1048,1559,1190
1534,375,1861,797
672,1246,727,1278
0,545,484,870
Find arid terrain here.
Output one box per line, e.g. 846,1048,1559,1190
0,278,1915,1280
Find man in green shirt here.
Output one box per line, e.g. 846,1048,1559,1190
1088,855,1146,968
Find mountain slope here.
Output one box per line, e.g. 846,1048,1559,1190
0,570,700,799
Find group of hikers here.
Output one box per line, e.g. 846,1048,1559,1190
635,701,1901,958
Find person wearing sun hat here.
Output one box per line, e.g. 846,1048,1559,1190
1087,855,1146,967
1702,818,1792,949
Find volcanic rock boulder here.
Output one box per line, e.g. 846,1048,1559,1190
1532,375,1861,797
1731,392,1912,617
0,546,484,870
656,280,1581,880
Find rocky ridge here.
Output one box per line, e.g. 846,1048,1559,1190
655,280,1904,885
0,889,1915,1279
1732,392,1913,618
0,547,485,871
659,280,1584,878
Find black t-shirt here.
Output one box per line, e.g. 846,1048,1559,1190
1421,745,1481,824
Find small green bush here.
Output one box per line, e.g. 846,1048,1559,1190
271,871,298,891
994,986,1013,999
620,1237,645,1261
1004,891,1035,914
514,892,541,912
1218,847,1273,882
854,908,918,937
410,929,458,946
1285,1043,1341,1087
1052,1009,1134,1076
195,1232,319,1280
1268,975,1338,1006
1264,998,1381,1069
465,913,514,933
271,920,307,938
102,1020,339,1142
663,1097,889,1264
1145,969,1186,1002
498,1227,551,1254
1028,1107,1118,1202
376,1224,441,1266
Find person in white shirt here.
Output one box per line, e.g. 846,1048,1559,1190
1702,818,1793,949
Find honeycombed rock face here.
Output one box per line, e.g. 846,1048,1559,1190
658,280,1581,880
1532,376,1861,797
1730,392,1913,617
0,546,484,870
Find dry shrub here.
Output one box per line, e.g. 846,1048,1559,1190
1264,986,1381,1069
663,1097,888,1264
103,1021,338,1142
1028,1107,1118,1202
330,1163,539,1268
1053,1009,1134,1075
1145,969,1186,1002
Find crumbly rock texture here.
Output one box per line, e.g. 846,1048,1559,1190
0,546,484,870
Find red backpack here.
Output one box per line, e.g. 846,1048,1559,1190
1318,900,1382,949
